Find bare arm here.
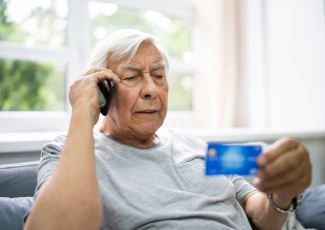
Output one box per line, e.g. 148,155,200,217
24,68,120,230
240,191,292,230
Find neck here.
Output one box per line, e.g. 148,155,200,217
99,119,159,148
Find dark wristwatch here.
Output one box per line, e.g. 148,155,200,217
267,193,303,213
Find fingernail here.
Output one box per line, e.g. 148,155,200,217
258,155,267,166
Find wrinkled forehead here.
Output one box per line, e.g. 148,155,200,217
106,42,164,70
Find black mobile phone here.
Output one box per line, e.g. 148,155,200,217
97,80,115,116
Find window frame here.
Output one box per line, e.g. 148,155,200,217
0,0,197,133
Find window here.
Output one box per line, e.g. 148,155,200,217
0,58,65,111
1,0,68,46
0,0,196,132
0,0,68,114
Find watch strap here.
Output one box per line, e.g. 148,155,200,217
267,193,303,213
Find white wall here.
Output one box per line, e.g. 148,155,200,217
265,0,325,130
238,0,325,130
238,0,267,128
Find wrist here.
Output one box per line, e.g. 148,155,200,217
71,109,95,130
72,106,98,124
271,193,295,210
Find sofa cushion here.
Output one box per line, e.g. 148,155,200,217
296,184,325,230
0,161,39,198
0,197,33,230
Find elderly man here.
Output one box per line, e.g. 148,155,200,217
24,29,311,230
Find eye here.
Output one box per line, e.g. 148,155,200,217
125,76,137,80
154,75,164,79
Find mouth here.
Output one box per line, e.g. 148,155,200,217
135,109,159,114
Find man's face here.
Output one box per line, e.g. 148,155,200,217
106,42,169,137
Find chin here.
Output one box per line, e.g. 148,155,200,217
135,122,162,135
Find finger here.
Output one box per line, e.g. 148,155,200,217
89,71,120,84
258,144,306,179
82,67,113,76
258,173,311,195
257,137,300,167
81,67,120,83
257,159,310,192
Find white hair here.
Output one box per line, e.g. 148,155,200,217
87,29,170,74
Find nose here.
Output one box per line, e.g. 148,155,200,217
140,73,159,99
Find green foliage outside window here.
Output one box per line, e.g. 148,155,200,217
0,59,65,111
0,0,67,46
90,5,191,58
0,0,17,41
0,0,66,111
167,72,192,111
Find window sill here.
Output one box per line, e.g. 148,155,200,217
0,131,66,153
1,128,325,154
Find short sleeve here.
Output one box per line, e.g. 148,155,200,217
24,135,67,223
34,135,66,198
227,175,257,202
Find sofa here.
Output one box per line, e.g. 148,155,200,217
0,161,38,230
1,161,324,230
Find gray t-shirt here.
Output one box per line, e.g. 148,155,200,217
33,129,256,230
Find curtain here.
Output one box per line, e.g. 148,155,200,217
194,0,240,128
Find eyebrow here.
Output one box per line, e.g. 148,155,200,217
119,63,144,71
119,61,166,71
151,61,166,71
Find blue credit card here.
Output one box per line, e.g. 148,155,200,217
205,143,262,176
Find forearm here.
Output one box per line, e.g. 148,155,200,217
24,110,102,230
245,192,291,230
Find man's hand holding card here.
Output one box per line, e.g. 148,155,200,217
254,137,312,199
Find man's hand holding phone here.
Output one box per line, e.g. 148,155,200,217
24,67,120,230
69,67,120,126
